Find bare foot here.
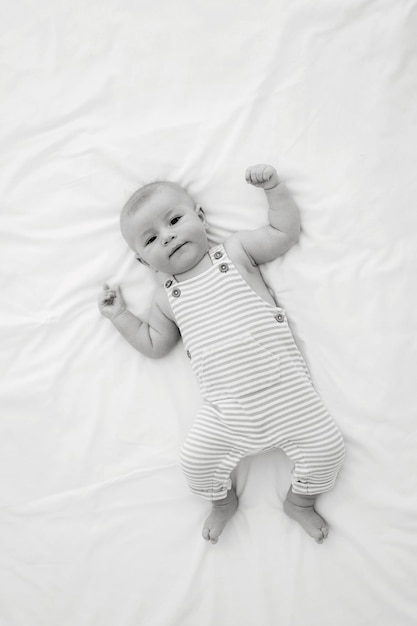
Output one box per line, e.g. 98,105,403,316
202,487,238,544
283,489,328,544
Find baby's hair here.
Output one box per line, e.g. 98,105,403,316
121,180,191,222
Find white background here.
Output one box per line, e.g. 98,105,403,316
1,1,417,624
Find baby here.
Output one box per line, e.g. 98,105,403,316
99,164,345,545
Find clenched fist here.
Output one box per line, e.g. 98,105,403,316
245,164,280,190
98,284,126,321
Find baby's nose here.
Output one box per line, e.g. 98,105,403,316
162,231,176,245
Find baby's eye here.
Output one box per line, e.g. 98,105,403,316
145,235,157,246
170,216,182,225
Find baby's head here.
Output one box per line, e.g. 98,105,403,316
120,181,209,275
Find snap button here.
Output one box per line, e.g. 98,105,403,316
186,349,191,359
165,279,173,288
172,288,181,298
214,250,223,259
275,313,284,323
219,263,229,273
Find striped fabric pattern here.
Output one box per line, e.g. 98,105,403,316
166,245,345,501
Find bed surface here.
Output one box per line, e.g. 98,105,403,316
1,1,417,624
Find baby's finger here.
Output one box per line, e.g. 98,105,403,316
251,169,260,185
256,168,266,184
246,167,258,184
98,294,108,308
263,165,274,181
100,287,114,302
104,292,116,303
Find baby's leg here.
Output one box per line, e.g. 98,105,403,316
180,402,244,543
280,405,345,543
202,485,238,545
283,488,328,544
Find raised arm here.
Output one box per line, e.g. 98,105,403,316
98,284,180,358
234,164,301,266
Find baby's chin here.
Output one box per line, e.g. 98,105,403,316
161,247,209,277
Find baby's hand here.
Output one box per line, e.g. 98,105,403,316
245,164,279,190
98,284,126,321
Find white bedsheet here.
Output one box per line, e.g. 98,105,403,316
1,1,417,624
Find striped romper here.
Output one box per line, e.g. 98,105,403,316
165,244,345,501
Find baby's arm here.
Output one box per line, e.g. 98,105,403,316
233,164,301,265
98,284,180,358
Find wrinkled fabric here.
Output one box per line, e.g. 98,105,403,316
1,1,417,625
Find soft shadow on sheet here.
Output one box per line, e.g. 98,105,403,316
1,1,417,625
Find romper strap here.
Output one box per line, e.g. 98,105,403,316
208,243,227,265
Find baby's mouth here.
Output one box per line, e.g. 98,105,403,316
169,242,188,257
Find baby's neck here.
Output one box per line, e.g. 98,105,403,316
173,250,213,282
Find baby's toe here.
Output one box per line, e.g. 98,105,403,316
315,526,328,544
208,527,220,544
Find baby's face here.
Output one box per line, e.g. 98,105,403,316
122,185,209,275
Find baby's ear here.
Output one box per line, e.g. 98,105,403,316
136,255,150,267
195,204,207,225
